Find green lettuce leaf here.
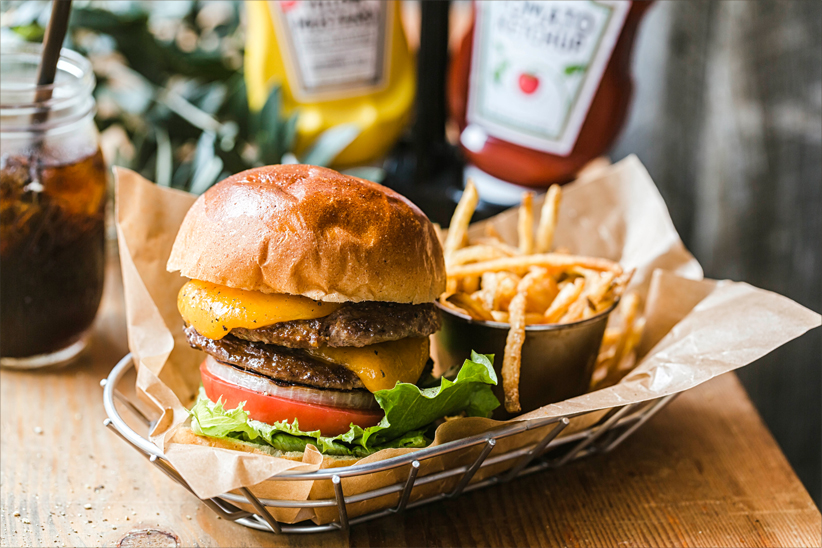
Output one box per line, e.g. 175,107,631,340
189,351,499,456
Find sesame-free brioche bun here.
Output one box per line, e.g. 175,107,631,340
167,164,446,304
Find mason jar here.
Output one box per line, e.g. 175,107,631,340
0,43,107,368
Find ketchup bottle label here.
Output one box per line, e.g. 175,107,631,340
271,0,392,100
466,1,630,156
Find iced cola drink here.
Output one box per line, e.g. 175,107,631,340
1,44,107,367
0,150,107,361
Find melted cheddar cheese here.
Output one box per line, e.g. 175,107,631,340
304,337,430,392
178,280,342,340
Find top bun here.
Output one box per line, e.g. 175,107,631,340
167,165,446,304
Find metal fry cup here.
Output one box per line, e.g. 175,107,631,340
434,302,617,420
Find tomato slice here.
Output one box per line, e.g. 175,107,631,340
200,361,383,436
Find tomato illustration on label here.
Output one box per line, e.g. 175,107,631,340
279,1,298,13
518,73,539,95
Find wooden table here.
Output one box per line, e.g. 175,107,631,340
2,256,820,548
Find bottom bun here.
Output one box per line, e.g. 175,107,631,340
169,426,361,466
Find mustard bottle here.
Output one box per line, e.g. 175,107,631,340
244,1,415,167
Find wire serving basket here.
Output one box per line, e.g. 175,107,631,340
102,353,676,534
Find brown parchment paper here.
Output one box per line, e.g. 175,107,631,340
113,156,820,524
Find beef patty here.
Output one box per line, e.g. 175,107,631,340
230,301,440,349
186,326,365,391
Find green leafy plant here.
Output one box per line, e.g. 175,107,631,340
1,1,363,193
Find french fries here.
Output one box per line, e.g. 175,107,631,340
522,267,558,312
502,287,527,413
443,179,479,262
447,253,622,279
471,236,520,256
591,293,644,390
536,184,561,253
561,270,616,322
442,181,639,412
448,244,509,267
610,292,640,369
461,275,481,294
544,277,585,323
518,192,534,255
620,317,645,370
443,292,495,322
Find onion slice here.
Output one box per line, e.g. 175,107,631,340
204,356,379,411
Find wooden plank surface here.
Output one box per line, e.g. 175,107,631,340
1,255,820,548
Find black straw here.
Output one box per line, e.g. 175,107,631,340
32,0,73,127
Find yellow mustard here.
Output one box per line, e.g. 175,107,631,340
244,1,415,167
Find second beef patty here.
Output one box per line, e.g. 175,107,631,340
186,326,367,391
230,301,440,349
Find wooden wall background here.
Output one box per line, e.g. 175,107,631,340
610,0,821,505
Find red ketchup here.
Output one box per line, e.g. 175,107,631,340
448,1,652,189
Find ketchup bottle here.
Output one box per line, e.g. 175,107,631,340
448,1,652,188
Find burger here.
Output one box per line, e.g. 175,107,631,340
167,165,498,460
